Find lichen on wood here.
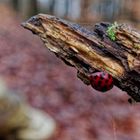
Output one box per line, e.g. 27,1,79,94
22,14,140,102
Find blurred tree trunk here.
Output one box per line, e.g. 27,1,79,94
130,0,140,22
29,0,38,16
64,0,69,18
49,0,56,14
11,0,19,11
80,0,91,22
18,0,38,18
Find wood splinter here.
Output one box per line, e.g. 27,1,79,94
22,14,140,102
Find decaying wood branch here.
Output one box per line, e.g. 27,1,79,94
22,14,140,102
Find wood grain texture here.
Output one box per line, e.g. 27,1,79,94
22,14,140,102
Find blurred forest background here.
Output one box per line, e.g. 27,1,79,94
2,0,140,24
0,0,140,140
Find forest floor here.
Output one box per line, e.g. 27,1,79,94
0,4,140,140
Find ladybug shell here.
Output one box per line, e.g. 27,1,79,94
89,72,113,92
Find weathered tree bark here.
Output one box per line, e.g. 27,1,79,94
22,14,140,102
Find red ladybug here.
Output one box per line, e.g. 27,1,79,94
89,72,113,92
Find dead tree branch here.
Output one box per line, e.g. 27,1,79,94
22,14,140,102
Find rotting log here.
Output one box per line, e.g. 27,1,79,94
21,14,140,102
